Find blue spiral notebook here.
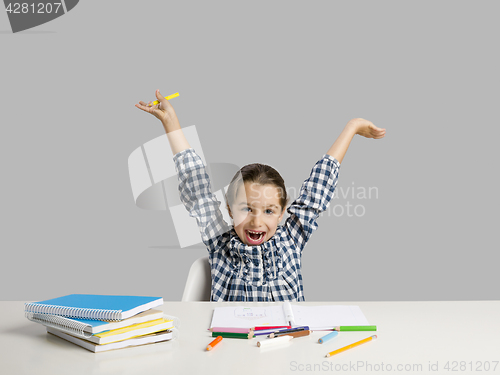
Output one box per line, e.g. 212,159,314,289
25,294,163,321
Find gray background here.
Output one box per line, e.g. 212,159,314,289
1,1,498,301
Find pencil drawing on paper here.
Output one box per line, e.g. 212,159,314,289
234,307,267,320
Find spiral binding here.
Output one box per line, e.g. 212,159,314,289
25,309,180,341
24,302,122,321
164,314,181,330
25,312,93,338
166,327,180,340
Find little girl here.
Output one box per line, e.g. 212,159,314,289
136,90,386,302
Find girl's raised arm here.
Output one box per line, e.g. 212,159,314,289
327,118,386,164
135,89,191,155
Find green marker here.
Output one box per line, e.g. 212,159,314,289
334,325,377,331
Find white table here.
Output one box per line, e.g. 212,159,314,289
1,301,499,375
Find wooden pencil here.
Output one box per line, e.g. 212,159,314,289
211,332,255,339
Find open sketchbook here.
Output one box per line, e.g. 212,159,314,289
210,302,369,330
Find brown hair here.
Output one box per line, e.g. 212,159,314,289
225,163,289,212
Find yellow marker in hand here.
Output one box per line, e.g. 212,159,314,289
148,92,179,106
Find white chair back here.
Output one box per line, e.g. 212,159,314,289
181,256,211,301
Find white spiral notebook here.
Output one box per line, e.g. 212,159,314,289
47,327,178,353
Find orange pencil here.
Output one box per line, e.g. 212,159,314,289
326,335,377,358
207,336,223,351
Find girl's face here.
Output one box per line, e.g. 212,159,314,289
229,182,285,246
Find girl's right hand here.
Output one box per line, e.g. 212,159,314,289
135,89,180,132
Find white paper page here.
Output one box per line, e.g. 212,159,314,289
209,306,288,329
290,305,370,329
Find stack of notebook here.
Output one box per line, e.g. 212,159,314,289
25,294,178,352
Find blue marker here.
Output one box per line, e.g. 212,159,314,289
318,331,339,344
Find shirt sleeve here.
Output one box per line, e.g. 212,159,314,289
173,148,231,247
284,154,340,252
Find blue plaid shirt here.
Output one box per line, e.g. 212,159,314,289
174,148,340,302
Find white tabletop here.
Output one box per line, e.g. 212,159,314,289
1,301,499,375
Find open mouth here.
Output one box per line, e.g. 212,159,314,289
245,230,266,245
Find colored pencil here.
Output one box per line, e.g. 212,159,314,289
266,326,309,336
268,327,309,337
207,336,223,351
254,329,280,336
254,326,291,331
211,332,255,339
148,92,179,106
325,335,377,358
333,325,377,331
209,327,253,334
270,330,311,339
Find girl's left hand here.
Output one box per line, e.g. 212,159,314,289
346,118,386,139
